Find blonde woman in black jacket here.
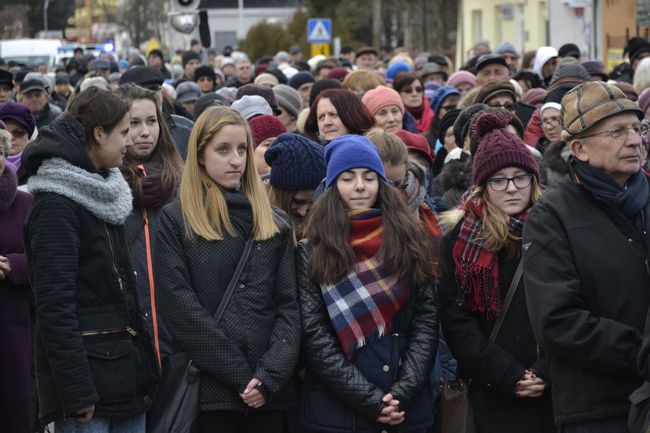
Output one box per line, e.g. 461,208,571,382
155,106,300,433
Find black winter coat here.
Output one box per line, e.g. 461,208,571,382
21,114,159,425
297,242,438,433
523,179,650,426
438,222,555,433
154,193,300,412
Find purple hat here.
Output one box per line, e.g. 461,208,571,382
0,102,36,137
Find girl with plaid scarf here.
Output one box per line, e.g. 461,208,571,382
297,134,438,433
438,111,555,433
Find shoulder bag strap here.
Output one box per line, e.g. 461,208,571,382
488,257,524,344
214,237,255,325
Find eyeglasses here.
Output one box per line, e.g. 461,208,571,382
401,86,423,94
579,123,650,140
542,117,561,128
8,129,28,139
489,102,516,111
486,174,533,191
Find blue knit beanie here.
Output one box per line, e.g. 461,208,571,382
324,135,387,188
264,133,326,191
386,60,412,81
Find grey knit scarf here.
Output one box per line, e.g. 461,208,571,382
27,157,133,225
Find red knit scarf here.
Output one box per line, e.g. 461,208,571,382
348,208,383,259
451,197,527,319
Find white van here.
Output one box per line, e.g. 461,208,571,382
0,39,62,69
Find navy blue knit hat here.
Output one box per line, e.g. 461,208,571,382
264,133,326,191
288,71,315,90
324,135,387,188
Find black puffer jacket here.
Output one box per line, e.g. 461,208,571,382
22,113,159,425
154,193,300,412
297,241,438,433
524,177,650,426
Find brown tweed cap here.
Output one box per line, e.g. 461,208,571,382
560,81,643,141
475,81,518,105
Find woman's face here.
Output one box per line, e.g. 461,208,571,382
290,189,315,223
336,168,379,209
127,99,160,163
317,98,348,141
383,162,408,187
88,114,132,170
484,166,533,216
4,119,29,155
374,105,403,133
443,127,457,151
399,80,424,109
254,137,274,175
541,108,562,144
200,124,247,190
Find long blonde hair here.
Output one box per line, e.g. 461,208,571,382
179,106,279,241
464,179,543,253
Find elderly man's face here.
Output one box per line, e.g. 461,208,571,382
20,90,48,113
571,113,644,186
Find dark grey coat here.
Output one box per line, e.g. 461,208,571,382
154,192,300,412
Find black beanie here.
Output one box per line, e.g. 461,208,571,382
454,103,487,148
308,79,342,109
439,108,462,144
193,65,216,82
629,37,650,65
182,50,201,68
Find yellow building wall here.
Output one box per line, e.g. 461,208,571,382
457,0,547,69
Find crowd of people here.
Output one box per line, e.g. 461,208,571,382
2,34,650,433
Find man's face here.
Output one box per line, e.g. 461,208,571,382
356,54,377,69
20,89,48,113
476,63,510,86
148,55,162,68
236,61,251,83
502,53,519,74
0,83,12,104
571,113,644,186
184,59,200,79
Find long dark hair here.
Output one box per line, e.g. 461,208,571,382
305,180,435,287
116,83,183,208
304,88,375,139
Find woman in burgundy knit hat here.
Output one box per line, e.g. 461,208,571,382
437,111,555,433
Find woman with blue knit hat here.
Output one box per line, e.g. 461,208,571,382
297,134,438,432
265,133,326,239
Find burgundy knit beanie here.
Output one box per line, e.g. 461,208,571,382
248,115,287,147
471,112,540,186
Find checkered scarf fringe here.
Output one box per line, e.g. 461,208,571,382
320,208,410,360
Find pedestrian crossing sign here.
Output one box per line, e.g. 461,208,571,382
307,18,333,43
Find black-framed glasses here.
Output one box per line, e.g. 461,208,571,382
579,123,650,140
486,174,533,191
489,102,516,111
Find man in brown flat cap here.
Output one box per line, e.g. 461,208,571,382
523,81,650,432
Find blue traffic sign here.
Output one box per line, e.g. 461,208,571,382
307,18,333,43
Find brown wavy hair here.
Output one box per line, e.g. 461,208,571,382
304,88,375,140
305,180,435,287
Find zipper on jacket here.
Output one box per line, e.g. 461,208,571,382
104,224,123,292
81,327,137,337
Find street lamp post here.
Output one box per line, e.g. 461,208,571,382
44,0,50,33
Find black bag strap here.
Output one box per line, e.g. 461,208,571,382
489,257,524,344
214,237,254,324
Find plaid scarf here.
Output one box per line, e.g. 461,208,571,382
452,197,526,319
320,208,411,360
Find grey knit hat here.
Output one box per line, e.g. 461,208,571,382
494,42,519,57
273,84,303,118
549,58,591,89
